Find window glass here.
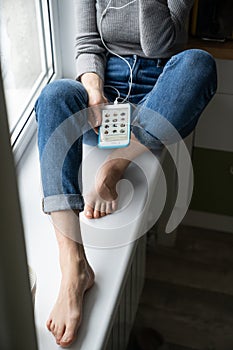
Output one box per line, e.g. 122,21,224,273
0,0,53,141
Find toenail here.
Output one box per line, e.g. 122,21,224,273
62,337,70,343
85,211,92,216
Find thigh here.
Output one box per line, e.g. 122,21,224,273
137,49,217,140
35,78,89,153
35,79,92,197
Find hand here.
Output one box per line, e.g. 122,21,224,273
87,89,108,134
80,73,108,134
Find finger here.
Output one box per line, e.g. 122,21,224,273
87,109,97,128
92,104,102,127
87,106,102,133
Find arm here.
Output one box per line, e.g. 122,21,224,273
139,0,194,56
75,1,108,130
81,72,108,133
75,0,107,82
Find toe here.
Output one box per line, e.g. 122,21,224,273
93,209,101,218
100,203,107,217
60,336,74,348
106,202,112,215
46,318,52,331
56,325,65,344
50,321,56,336
84,204,94,219
93,201,101,218
112,200,118,212
60,322,77,347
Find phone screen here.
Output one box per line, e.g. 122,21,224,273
98,104,130,148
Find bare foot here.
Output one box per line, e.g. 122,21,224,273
84,158,130,219
46,230,95,347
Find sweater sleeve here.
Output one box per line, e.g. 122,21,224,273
74,0,106,81
139,0,194,57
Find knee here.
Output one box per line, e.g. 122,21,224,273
184,49,216,79
187,48,215,67
176,49,217,93
35,79,88,122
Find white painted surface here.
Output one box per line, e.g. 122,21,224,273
57,0,76,79
189,57,233,228
17,136,163,349
194,93,233,152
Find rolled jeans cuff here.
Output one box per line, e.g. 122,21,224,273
132,124,164,151
42,194,84,214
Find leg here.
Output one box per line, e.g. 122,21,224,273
47,210,94,348
35,79,94,347
84,50,217,219
83,133,150,219
83,56,153,219
35,79,88,212
132,49,217,147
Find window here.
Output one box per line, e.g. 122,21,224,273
0,0,55,146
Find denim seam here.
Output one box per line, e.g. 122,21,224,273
42,194,84,214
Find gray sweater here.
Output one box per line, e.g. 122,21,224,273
75,0,194,81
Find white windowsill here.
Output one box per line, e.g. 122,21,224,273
17,134,163,349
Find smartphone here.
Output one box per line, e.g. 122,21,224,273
98,103,131,149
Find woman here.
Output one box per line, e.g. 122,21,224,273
35,0,217,347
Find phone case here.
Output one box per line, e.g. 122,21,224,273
98,103,131,149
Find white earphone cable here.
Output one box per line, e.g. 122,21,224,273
100,0,137,104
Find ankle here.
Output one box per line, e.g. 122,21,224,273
60,253,90,279
60,257,88,277
105,157,130,173
57,236,87,264
60,244,87,263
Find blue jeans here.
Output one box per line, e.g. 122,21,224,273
35,49,217,213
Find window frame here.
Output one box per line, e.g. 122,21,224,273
9,0,62,164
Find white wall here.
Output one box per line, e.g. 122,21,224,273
57,0,77,78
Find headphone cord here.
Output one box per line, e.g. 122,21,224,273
99,0,137,104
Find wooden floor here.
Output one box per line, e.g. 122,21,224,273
128,225,233,350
